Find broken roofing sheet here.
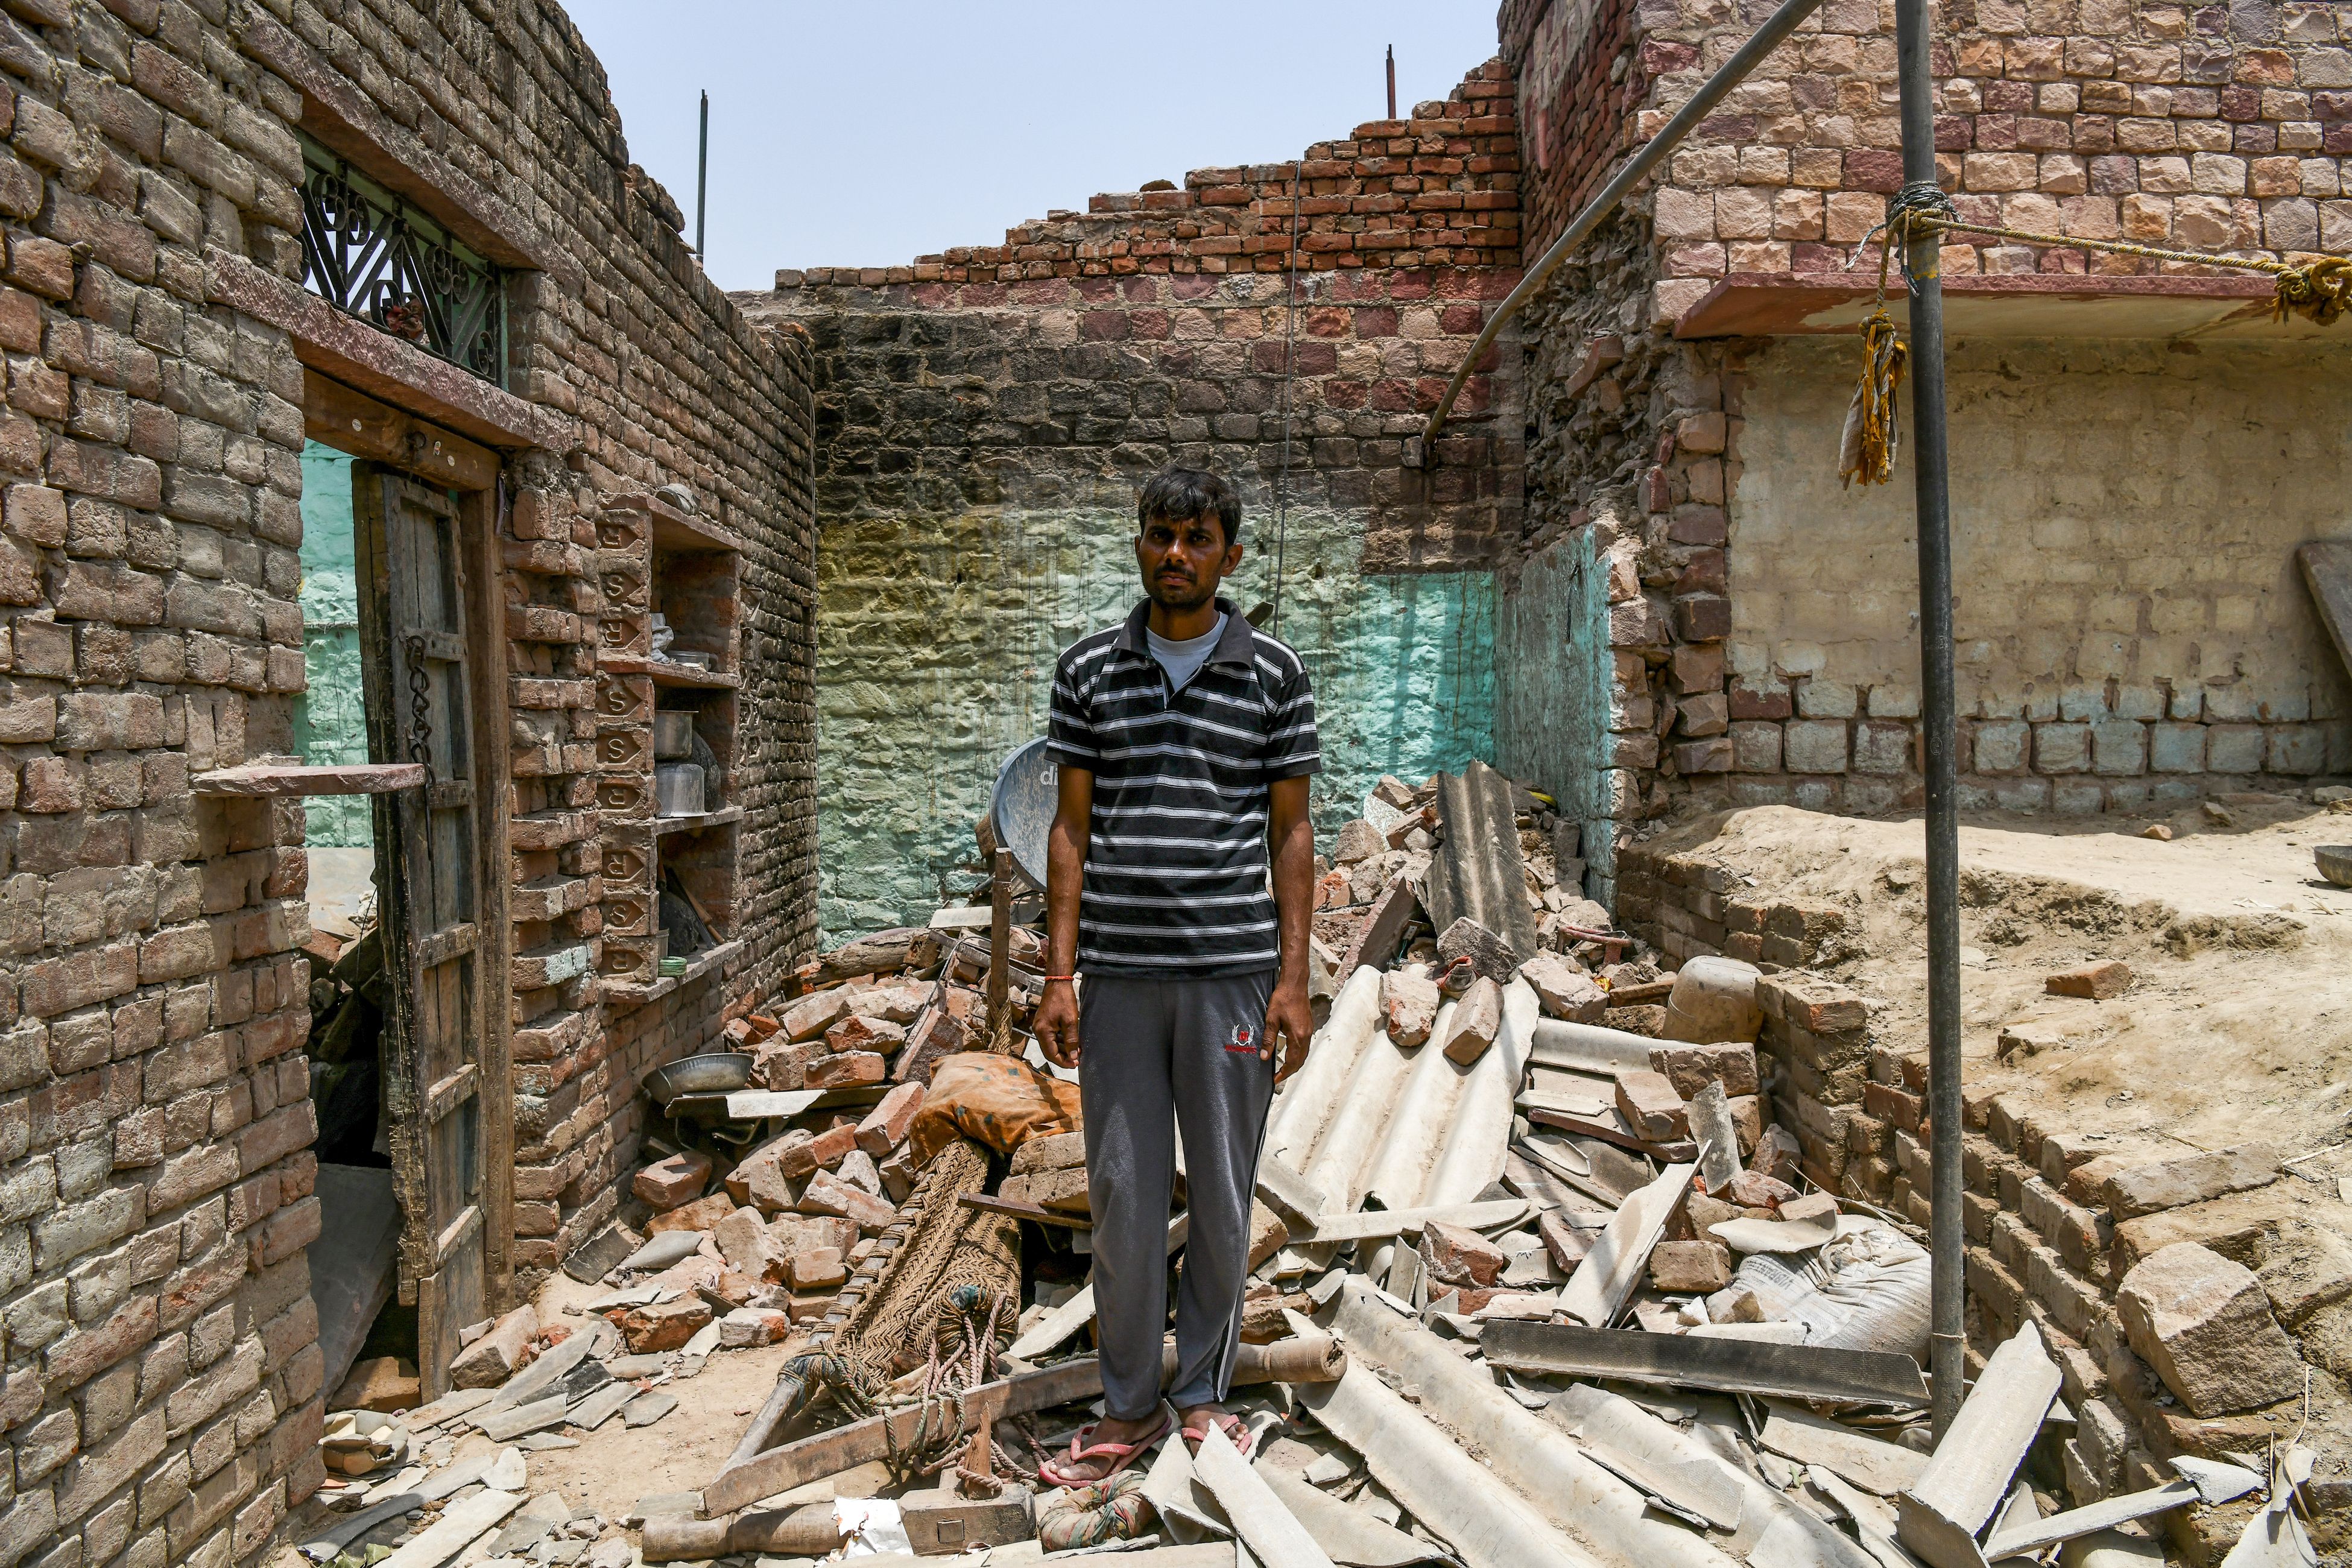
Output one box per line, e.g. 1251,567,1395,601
309,767,2304,1568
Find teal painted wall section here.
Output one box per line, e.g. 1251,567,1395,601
1495,526,1612,891
294,443,373,847
816,505,1495,940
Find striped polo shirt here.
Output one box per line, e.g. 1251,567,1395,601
1048,598,1321,977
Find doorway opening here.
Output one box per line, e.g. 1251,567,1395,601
294,391,513,1409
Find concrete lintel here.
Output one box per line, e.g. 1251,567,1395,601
235,10,583,292
1673,271,2310,342
207,247,578,454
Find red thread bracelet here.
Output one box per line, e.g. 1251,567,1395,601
1042,974,1075,984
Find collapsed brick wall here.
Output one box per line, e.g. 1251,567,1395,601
735,63,1532,935
0,2,814,1565
1620,842,2348,1555
1496,0,2352,908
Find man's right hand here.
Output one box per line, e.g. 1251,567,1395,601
1035,979,1081,1069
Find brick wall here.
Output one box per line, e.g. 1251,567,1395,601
737,63,1531,937
1618,840,2338,1554
1642,0,2352,319
0,2,815,1566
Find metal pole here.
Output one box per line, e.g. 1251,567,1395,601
1892,0,1966,1438
695,89,709,261
1386,45,1396,120
1421,0,1829,446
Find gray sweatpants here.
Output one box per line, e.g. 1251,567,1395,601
1078,969,1276,1421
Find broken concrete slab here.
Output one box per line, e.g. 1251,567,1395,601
1484,1321,1929,1407
1421,762,1542,967
1437,917,1522,986
1561,1160,1695,1328
2115,1241,2303,1417
449,1304,539,1389
1192,1421,1336,1568
1897,1320,2061,1568
1420,1220,1506,1289
1649,1240,1732,1294
1613,1070,1689,1141
631,1150,713,1211
1757,1400,1927,1496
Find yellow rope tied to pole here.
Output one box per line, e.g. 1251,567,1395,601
1838,189,2352,485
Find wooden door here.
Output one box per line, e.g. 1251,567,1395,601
356,466,488,1397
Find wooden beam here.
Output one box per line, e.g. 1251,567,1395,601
193,761,427,795
701,1334,1345,1518
304,368,503,489
956,1192,1091,1230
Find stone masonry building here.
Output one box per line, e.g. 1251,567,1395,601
753,1,2349,942
0,4,817,1568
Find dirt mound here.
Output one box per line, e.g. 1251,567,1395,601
1635,798,2352,1162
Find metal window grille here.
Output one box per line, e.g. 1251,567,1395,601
297,138,507,387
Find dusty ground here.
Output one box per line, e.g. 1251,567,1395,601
1642,797,2352,1165
515,1272,806,1523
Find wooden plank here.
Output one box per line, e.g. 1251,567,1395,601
1560,1160,1693,1327
1982,1481,2199,1561
985,848,1013,1042
957,1192,1091,1230
2298,540,2352,681
1297,1198,1532,1245
1479,1321,1930,1407
192,762,428,795
703,1335,1344,1518
304,368,502,491
1190,1420,1337,1568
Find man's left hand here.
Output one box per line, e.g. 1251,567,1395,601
1260,979,1315,1083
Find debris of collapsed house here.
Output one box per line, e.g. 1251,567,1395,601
287,762,2314,1568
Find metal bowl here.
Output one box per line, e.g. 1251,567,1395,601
988,736,1056,888
2318,846,2352,888
644,1052,753,1107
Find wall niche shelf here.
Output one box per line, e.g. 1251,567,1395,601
590,492,743,1007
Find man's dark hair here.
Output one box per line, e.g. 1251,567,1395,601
1137,467,1242,547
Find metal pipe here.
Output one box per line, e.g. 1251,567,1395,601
695,89,709,261
1420,0,1829,447
1892,0,1966,1439
1386,44,1397,121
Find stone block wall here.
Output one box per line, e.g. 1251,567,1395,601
737,63,1529,938
0,4,815,1567
1496,0,2352,902
1634,0,2352,315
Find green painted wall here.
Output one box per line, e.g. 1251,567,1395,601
294,442,373,848
815,507,1496,940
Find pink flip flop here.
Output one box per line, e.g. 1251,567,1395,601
1180,1409,1253,1457
1038,1409,1172,1487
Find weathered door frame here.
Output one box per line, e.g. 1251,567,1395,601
305,371,516,1390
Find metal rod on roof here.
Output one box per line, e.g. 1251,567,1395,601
1386,45,1397,121
1418,0,1829,450
695,89,709,261
1892,0,1966,1441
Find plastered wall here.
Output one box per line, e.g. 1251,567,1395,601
816,502,1496,938
1721,335,2352,812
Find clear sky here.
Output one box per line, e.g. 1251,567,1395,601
561,2,1506,294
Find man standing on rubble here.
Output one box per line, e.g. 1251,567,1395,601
1032,466,1320,1483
